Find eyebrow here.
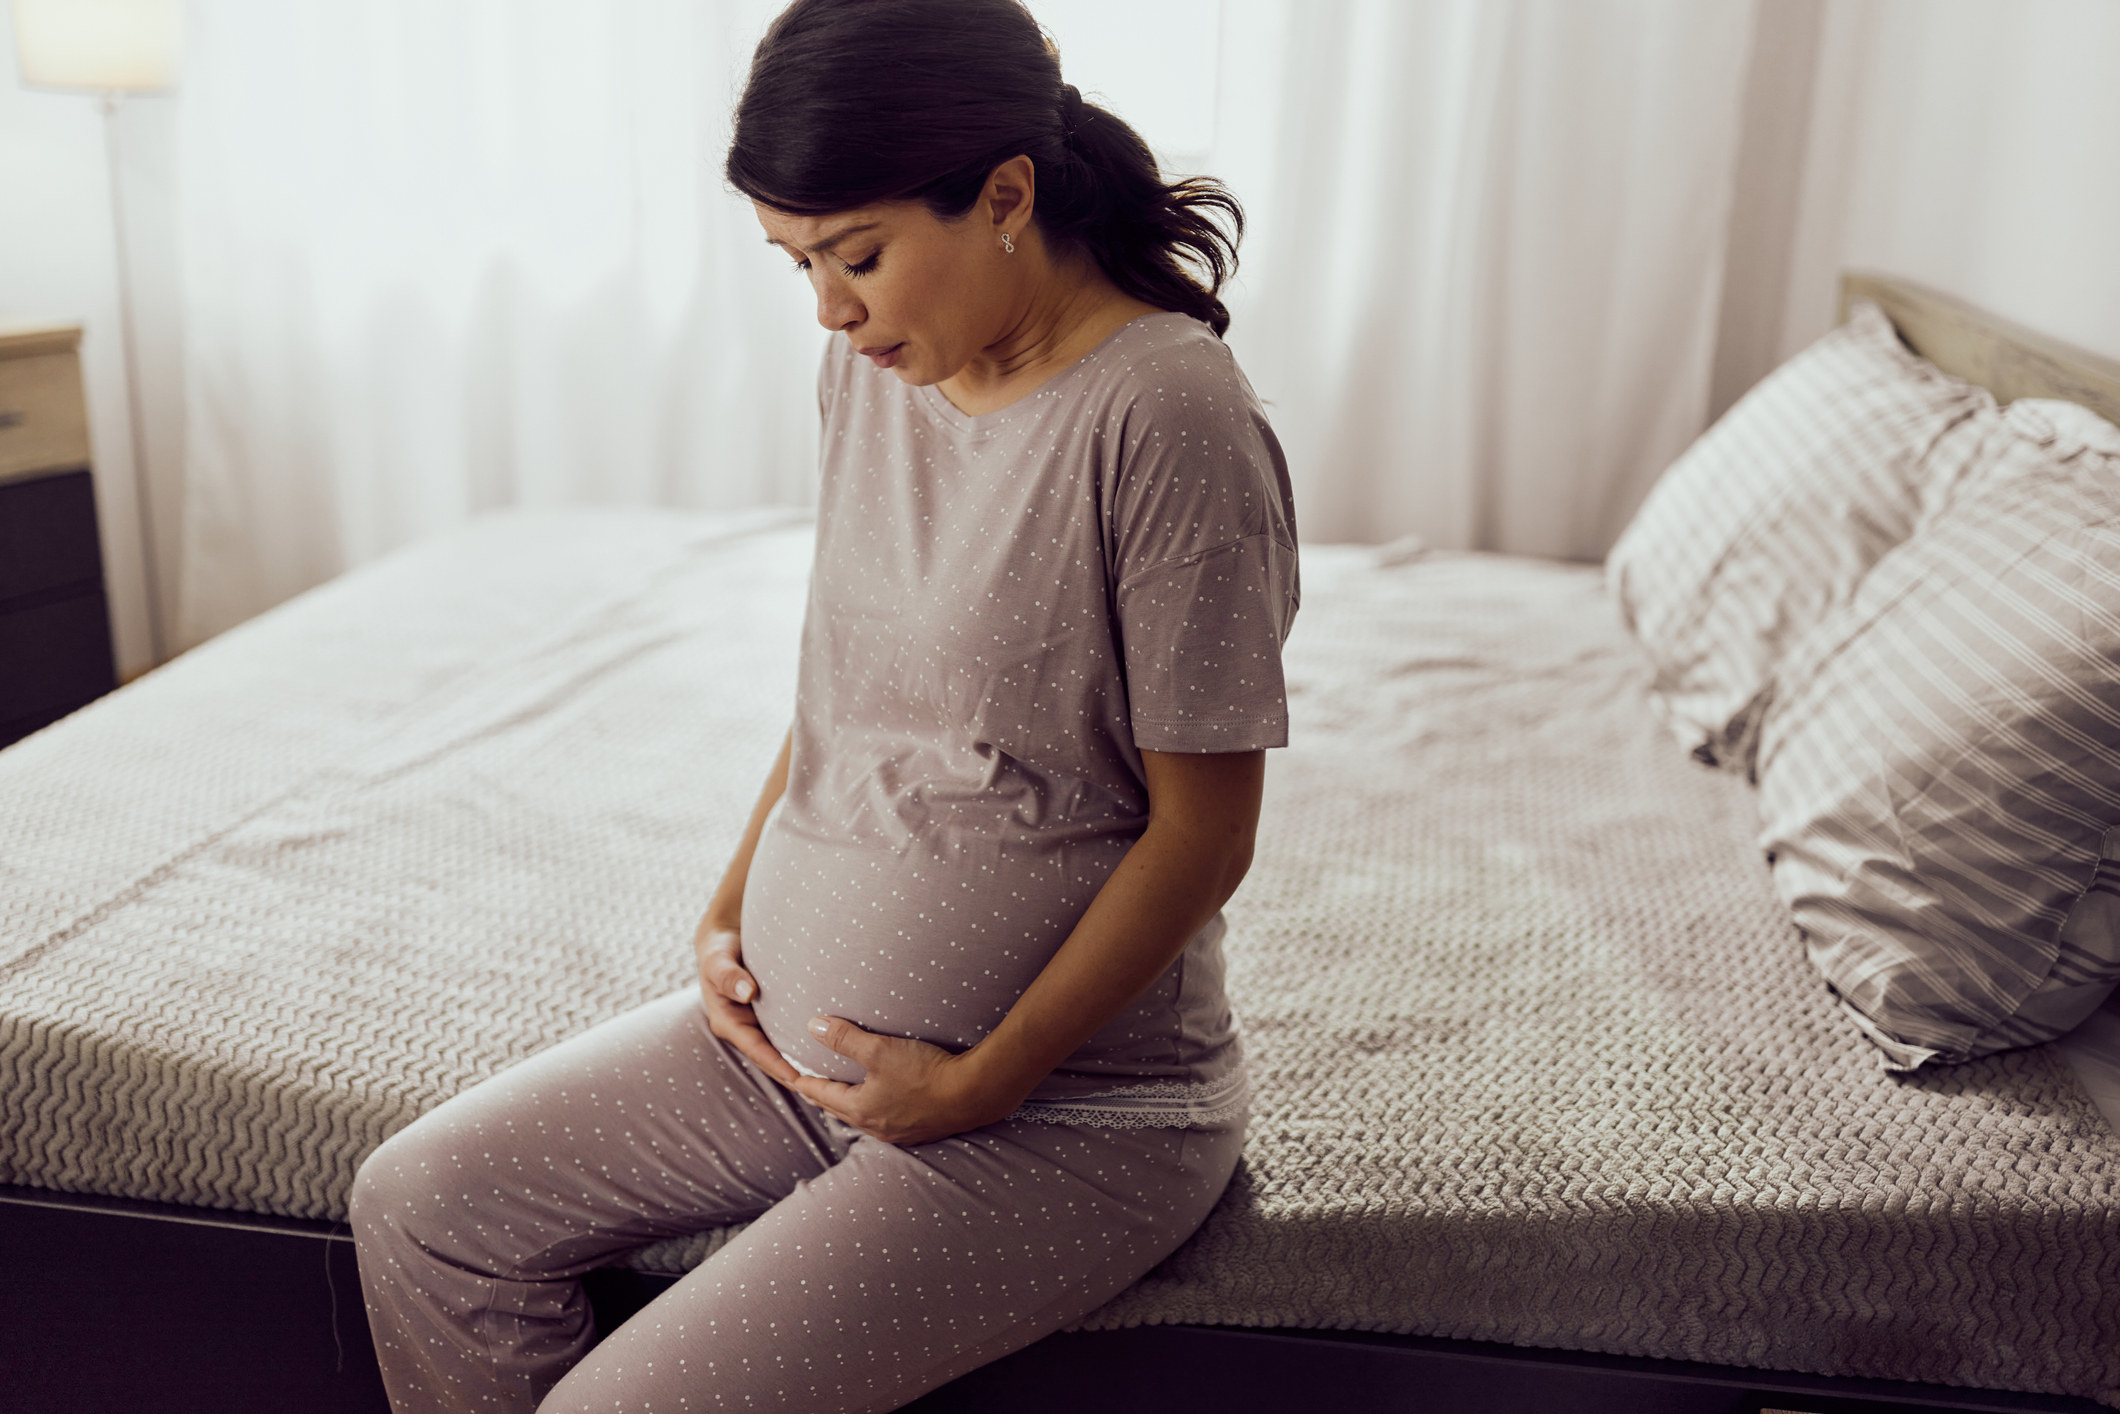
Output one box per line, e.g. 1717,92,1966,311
766,220,882,257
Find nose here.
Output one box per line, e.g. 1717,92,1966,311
814,277,863,334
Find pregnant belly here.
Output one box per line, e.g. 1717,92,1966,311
740,821,1128,1083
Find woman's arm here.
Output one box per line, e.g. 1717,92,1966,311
694,728,802,1086
796,748,1264,1143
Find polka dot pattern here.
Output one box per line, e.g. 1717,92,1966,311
747,313,1298,1096
351,988,1243,1411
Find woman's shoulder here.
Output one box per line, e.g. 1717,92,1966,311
1099,311,1242,381
1086,312,1269,436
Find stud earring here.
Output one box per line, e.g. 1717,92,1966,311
1001,232,1015,254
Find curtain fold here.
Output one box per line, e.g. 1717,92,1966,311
174,0,1760,644
1209,0,1757,556
175,0,817,646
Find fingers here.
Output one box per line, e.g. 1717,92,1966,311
807,1014,888,1067
695,957,756,1006
789,1077,911,1145
702,994,801,1087
790,1077,927,1147
790,1074,859,1121
695,926,757,1003
730,1025,801,1087
786,1038,985,1146
796,1023,933,1144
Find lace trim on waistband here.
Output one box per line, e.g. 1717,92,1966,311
1004,1070,1251,1130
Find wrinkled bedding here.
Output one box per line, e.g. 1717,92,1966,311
1,510,2115,1405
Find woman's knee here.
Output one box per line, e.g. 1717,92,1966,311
348,1107,477,1258
348,1124,420,1244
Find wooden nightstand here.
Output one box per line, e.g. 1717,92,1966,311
0,323,119,750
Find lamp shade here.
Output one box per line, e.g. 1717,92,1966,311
14,0,182,93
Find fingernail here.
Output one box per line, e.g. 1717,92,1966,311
735,980,753,1002
807,1017,829,1037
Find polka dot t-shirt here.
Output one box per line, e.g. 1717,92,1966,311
741,312,1298,1121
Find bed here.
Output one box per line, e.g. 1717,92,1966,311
3,274,2118,1414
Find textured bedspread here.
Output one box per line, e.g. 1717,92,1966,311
3,511,2116,1404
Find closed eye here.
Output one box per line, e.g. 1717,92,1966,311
789,251,882,278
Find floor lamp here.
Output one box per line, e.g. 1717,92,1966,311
12,0,183,667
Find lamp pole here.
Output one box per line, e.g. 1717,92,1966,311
101,91,166,665
13,0,183,667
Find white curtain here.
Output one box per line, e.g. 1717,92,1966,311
173,0,1760,645
1209,0,1756,555
175,0,817,645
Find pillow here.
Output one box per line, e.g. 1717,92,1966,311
1608,300,1993,775
2053,986,2120,1136
1756,398,2120,1069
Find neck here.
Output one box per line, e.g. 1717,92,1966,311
941,249,1151,413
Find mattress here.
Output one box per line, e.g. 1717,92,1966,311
2,510,2116,1406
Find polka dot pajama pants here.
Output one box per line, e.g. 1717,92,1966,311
349,988,1245,1413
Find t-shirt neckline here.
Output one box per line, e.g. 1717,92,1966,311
912,311,1189,431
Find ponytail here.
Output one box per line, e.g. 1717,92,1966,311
1044,85,1242,336
726,0,1243,336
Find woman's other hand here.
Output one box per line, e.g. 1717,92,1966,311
692,729,796,1087
693,915,800,1087
793,1017,1017,1146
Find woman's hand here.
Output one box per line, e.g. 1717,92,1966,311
689,730,797,1085
792,1017,1021,1146
693,916,800,1087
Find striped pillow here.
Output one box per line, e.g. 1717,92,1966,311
1757,399,2120,1069
1608,300,1992,775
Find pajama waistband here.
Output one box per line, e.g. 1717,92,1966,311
1007,1068,1251,1131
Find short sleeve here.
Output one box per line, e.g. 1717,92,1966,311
1106,336,1300,753
1117,533,1298,751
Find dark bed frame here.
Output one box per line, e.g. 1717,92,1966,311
6,276,2119,1413
0,1184,2101,1414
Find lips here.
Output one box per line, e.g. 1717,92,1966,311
857,342,904,370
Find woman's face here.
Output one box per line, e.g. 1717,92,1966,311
755,169,1030,386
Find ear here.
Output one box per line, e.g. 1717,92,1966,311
982,154,1037,243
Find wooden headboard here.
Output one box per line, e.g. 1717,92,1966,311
1840,271,2120,426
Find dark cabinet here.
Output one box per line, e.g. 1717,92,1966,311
1,325,118,750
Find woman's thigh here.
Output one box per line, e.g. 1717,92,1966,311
540,1115,1246,1414
352,986,847,1281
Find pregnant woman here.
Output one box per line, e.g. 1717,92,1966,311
351,1,1297,1408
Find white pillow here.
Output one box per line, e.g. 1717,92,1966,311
1757,398,2120,1068
1607,300,1993,775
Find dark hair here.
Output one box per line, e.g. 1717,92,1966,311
725,0,1243,337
